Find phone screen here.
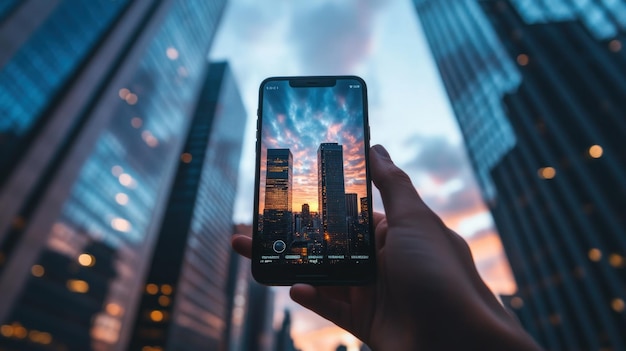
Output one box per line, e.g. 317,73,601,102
253,76,375,285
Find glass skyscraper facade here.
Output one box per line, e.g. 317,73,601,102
413,0,521,202
0,1,227,350
317,143,348,256
128,62,246,351
262,149,293,250
415,0,626,350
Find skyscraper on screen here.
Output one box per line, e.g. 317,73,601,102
0,1,227,349
318,143,348,256
414,0,626,349
263,149,293,248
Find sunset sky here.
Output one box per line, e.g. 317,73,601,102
210,0,516,350
259,79,367,213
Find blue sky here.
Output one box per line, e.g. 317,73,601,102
209,1,514,350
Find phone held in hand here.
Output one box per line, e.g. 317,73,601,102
252,76,376,285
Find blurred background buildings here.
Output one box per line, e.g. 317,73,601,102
0,1,274,350
415,0,626,349
0,0,624,350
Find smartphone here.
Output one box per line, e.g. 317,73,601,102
252,76,376,285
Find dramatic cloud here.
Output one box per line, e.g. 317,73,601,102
259,79,367,213
288,0,387,73
401,135,485,218
467,228,516,295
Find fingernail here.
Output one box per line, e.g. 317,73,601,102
372,144,391,160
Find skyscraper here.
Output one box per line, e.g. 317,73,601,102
275,310,298,351
345,193,359,221
318,143,348,256
413,0,521,202
0,1,227,350
128,62,246,351
301,204,312,229
360,197,369,225
263,149,293,250
415,0,626,349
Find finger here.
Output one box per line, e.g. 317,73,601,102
290,284,352,330
369,145,433,226
373,212,388,249
373,212,386,227
231,234,252,259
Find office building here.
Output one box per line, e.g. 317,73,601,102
415,0,626,349
360,197,369,225
0,1,227,350
345,193,359,221
301,204,312,229
241,281,275,351
318,143,348,256
230,224,275,351
263,149,293,251
275,310,298,351
128,62,246,351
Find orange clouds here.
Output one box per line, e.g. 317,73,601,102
466,228,517,295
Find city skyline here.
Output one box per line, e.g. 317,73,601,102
260,143,369,260
260,143,365,214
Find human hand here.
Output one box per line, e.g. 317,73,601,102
232,144,541,350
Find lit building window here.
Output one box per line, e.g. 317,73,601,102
146,284,159,295
131,117,143,128
118,173,133,187
125,92,138,105
538,166,556,179
118,88,130,99
166,47,179,60
611,298,625,313
0,324,13,337
588,144,603,158
31,264,45,277
67,279,89,293
11,323,27,339
28,330,52,344
150,310,164,322
111,218,132,232
106,303,124,317
115,193,129,206
141,130,159,147
180,153,192,163
609,254,624,268
609,39,622,52
161,284,173,295
78,253,96,267
158,296,170,307
588,248,602,262
111,165,123,177
517,53,529,66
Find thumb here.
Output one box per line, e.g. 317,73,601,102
369,145,431,226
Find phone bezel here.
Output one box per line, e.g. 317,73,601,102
251,76,376,286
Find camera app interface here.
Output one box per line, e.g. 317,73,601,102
258,79,371,265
